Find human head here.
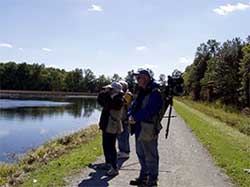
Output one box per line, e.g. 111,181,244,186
133,68,154,89
102,81,123,93
111,81,123,93
119,80,128,92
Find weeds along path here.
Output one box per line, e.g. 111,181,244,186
65,106,233,187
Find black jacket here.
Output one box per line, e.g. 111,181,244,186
97,91,124,130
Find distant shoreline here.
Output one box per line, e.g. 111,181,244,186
0,90,97,98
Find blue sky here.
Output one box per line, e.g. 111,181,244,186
0,0,249,78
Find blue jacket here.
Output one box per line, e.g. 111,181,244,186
128,81,163,138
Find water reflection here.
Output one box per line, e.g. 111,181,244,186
0,97,101,120
0,97,101,163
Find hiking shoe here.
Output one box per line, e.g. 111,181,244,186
106,167,119,176
146,180,158,187
117,152,130,159
129,176,148,186
96,163,111,170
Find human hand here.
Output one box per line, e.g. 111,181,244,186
128,116,136,124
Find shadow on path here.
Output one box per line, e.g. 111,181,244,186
78,158,128,187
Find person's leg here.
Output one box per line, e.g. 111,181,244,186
102,131,110,164
101,131,112,169
108,133,118,169
135,139,149,179
143,138,159,183
130,138,149,185
117,123,130,154
106,133,119,176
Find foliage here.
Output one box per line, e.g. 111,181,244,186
124,70,136,93
183,36,249,109
239,44,250,107
0,63,137,93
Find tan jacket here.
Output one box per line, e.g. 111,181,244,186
105,109,123,134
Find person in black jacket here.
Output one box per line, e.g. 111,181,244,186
97,81,124,176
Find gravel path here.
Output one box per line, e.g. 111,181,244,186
65,109,233,187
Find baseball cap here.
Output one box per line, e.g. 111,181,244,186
133,68,154,79
103,82,123,93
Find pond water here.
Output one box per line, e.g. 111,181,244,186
0,97,101,163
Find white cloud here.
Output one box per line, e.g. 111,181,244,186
213,2,250,15
179,57,192,65
88,4,103,12
176,57,193,72
19,48,23,51
0,43,13,48
42,48,52,52
136,46,148,51
133,64,158,71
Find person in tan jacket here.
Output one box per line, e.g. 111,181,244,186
97,82,124,176
117,80,133,159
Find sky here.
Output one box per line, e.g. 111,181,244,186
0,0,250,79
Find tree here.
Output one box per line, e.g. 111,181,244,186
182,65,192,94
215,38,243,106
125,70,136,93
95,74,111,92
200,57,223,101
0,62,17,89
111,73,122,82
16,63,31,90
159,74,166,85
246,35,250,44
83,69,96,92
187,40,219,100
65,69,84,92
29,63,44,90
239,44,250,107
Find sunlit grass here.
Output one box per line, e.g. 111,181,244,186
176,97,250,136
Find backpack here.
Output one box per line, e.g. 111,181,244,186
121,91,133,122
153,86,171,122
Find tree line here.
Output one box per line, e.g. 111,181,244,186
1,62,168,93
183,35,250,109
0,62,133,92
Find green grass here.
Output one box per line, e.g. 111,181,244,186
0,125,102,186
20,134,102,187
174,100,250,187
0,163,18,185
176,97,250,136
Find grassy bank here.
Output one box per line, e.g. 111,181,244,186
176,98,250,136
0,125,102,186
174,99,250,187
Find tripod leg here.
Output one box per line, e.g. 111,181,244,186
165,105,172,139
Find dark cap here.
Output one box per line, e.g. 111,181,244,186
133,68,154,79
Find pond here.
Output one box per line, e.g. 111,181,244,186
0,96,101,163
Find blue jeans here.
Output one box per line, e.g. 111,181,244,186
135,137,159,182
117,123,130,153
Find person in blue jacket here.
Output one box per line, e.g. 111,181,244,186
128,68,163,187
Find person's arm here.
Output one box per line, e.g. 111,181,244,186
97,92,112,108
110,94,124,110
